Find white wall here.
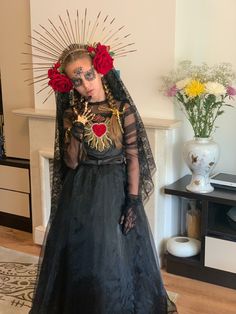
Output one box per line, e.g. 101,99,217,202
2,0,235,174
29,0,176,118
175,0,236,176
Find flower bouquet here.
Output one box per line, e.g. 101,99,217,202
162,60,236,137
162,61,236,193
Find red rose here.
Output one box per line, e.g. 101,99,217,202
54,62,61,70
47,62,72,93
48,73,73,93
48,62,61,79
87,46,96,54
93,43,113,75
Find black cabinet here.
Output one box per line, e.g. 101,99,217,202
164,175,236,289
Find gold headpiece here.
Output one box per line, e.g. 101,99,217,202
23,9,136,102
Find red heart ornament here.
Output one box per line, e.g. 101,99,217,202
92,123,107,137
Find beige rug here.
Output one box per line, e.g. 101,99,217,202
0,246,39,314
167,290,178,304
0,246,178,313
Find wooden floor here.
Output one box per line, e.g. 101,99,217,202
0,225,236,314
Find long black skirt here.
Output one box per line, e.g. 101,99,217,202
29,163,177,313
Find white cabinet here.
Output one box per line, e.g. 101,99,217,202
0,165,30,193
205,236,236,273
0,159,31,231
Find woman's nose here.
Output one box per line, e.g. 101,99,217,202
83,79,90,90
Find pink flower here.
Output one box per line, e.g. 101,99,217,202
226,86,236,96
166,85,178,97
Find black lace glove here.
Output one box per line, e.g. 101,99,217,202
65,104,95,142
119,194,141,235
64,121,84,143
70,121,85,142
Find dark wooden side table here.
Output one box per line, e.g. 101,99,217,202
164,175,236,289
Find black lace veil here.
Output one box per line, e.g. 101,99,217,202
49,68,156,224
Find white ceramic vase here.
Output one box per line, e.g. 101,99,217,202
166,236,201,257
183,137,220,193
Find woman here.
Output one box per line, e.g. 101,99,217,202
28,11,178,314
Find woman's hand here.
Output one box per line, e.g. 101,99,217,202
119,194,140,235
119,207,137,235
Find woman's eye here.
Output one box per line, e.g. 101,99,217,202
72,78,83,87
84,68,96,81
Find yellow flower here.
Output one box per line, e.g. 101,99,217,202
185,80,205,98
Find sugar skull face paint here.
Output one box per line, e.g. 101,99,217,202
74,67,83,76
65,57,105,102
71,66,96,87
84,66,96,81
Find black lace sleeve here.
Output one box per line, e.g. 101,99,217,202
123,103,140,196
63,108,85,169
105,70,156,202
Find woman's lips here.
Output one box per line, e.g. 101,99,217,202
87,89,94,95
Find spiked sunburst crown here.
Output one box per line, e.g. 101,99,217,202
23,9,136,102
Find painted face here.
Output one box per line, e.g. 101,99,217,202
65,57,105,102
71,66,96,88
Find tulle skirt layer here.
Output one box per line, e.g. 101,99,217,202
29,164,177,314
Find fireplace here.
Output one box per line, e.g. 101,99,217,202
13,107,180,258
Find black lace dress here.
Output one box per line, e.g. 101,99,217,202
29,100,178,314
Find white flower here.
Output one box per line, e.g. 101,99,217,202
205,81,226,96
176,78,191,89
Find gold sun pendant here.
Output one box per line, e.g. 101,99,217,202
84,119,113,152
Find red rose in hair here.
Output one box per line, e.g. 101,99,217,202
48,62,73,93
48,73,73,93
92,43,113,75
48,62,61,79
87,46,96,54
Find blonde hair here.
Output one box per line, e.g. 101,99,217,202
60,45,91,71
103,80,123,149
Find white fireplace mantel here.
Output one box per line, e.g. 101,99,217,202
13,107,180,258
13,107,180,129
